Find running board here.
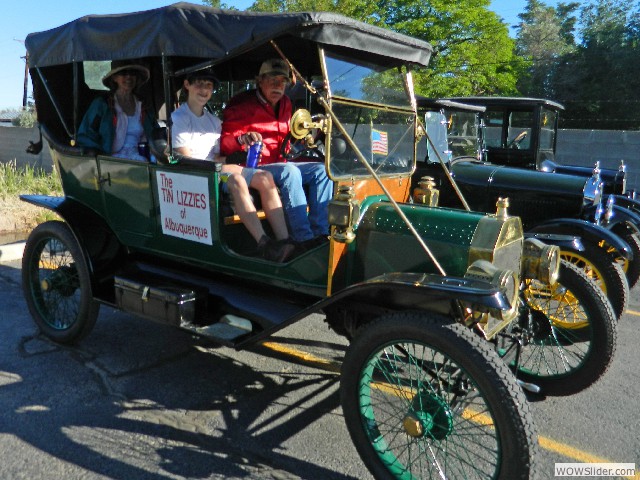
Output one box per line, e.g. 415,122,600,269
182,314,254,347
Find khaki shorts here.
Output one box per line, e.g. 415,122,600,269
220,167,258,194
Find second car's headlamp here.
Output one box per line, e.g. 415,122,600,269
521,238,560,286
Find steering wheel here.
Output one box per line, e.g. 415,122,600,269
282,125,326,161
508,131,528,149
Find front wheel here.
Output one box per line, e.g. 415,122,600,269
512,261,617,395
22,220,99,344
609,232,640,289
341,311,538,480
560,241,628,319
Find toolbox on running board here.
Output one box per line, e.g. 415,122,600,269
114,276,196,326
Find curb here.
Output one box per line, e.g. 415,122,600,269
0,241,25,263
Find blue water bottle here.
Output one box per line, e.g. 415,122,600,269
246,141,263,168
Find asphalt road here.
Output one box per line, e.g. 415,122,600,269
0,255,638,480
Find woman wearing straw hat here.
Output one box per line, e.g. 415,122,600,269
77,60,156,160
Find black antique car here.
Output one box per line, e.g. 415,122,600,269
415,97,635,322
21,4,616,478
447,96,640,288
449,97,628,191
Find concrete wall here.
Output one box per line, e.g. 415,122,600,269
0,125,639,190
0,126,53,173
556,129,640,191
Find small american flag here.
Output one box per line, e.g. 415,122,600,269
371,128,388,155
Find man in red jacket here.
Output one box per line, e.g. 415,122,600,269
220,58,332,248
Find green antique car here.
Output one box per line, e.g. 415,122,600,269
21,4,561,478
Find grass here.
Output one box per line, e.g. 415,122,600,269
0,160,63,232
0,160,62,198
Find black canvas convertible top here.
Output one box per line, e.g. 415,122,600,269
26,2,432,69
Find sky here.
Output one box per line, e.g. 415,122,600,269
0,0,576,110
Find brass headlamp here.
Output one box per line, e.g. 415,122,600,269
521,238,560,286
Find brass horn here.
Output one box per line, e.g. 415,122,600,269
290,109,325,140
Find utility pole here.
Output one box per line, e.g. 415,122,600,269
22,53,29,110
14,39,28,110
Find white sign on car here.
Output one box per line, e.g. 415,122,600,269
156,171,212,245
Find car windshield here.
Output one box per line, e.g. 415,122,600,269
323,52,415,179
444,109,481,158
422,111,451,163
539,108,557,151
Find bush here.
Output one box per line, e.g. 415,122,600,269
11,109,37,128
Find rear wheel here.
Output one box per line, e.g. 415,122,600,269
511,261,617,395
560,241,628,319
22,221,99,344
341,311,538,480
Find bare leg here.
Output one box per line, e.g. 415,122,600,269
225,173,265,243
250,170,290,241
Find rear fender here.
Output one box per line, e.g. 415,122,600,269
20,194,126,289
528,218,632,259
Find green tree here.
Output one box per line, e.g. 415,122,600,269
202,0,238,10
216,0,520,97
557,2,581,45
514,0,578,98
555,0,640,129
389,0,520,97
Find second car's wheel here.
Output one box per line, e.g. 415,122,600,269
22,220,99,344
513,261,617,395
560,241,628,319
341,311,538,480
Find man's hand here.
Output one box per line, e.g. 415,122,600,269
237,131,263,146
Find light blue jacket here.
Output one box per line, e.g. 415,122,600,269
77,94,155,153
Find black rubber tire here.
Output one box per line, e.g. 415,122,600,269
22,220,99,344
340,311,538,480
515,261,617,395
614,232,640,289
560,241,628,320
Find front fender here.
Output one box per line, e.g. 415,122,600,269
608,194,640,215
528,218,632,259
582,204,640,234
323,271,511,314
238,271,514,347
524,232,584,251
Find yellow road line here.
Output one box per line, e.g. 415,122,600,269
261,341,341,373
539,437,637,479
261,340,635,476
625,309,640,317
